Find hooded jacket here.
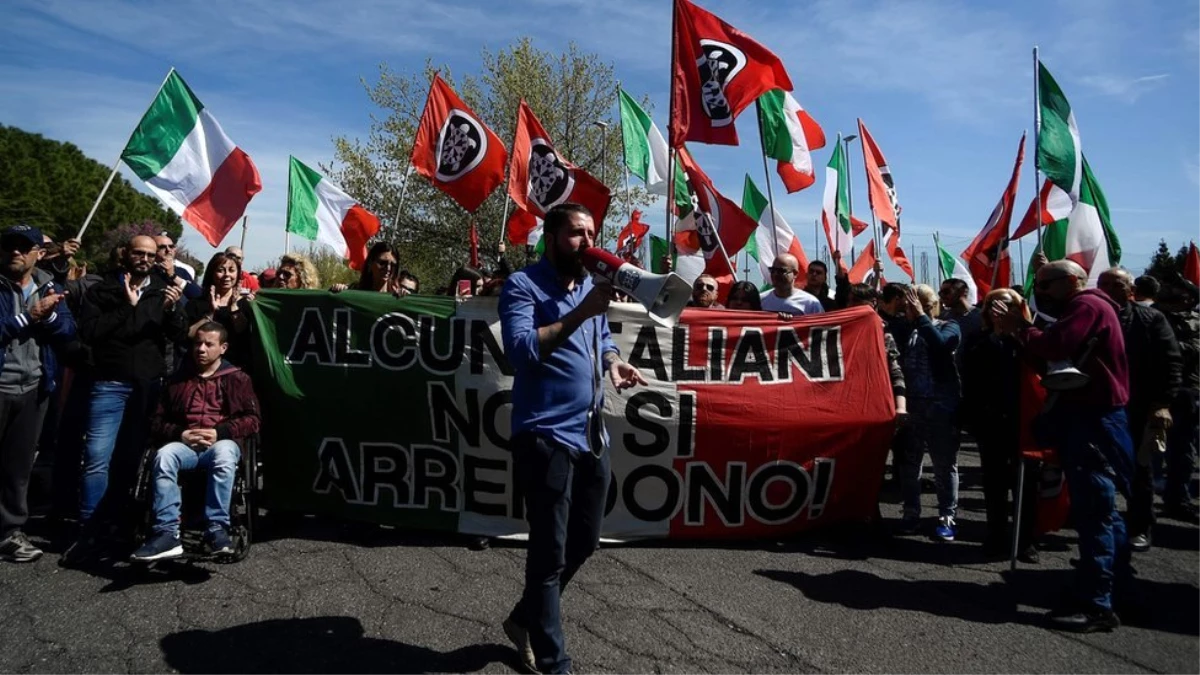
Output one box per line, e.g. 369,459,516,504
1019,288,1129,410
0,267,75,397
78,271,188,383
151,359,261,448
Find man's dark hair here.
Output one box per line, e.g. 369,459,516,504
1134,275,1160,300
398,270,420,292
1011,284,1026,298
880,282,909,303
808,260,828,273
543,203,593,237
942,278,969,297
195,321,228,344
849,283,878,304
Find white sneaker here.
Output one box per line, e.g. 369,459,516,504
502,616,537,673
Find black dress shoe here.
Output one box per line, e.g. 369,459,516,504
1046,607,1120,633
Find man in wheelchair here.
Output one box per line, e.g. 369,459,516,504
131,321,260,562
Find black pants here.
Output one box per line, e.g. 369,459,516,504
0,389,49,538
977,428,1037,548
1127,411,1155,538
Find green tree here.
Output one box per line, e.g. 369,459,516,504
327,39,654,288
1144,239,1188,280
0,125,182,266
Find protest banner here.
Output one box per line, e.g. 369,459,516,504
250,292,895,540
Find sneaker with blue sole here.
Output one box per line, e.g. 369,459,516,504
934,516,957,542
130,531,183,562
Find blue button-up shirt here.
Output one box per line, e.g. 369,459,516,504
499,257,619,455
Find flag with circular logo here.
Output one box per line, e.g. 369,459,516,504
507,100,611,223
411,74,507,213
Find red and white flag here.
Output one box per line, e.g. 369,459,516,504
508,101,611,222
670,0,793,147
615,210,650,261
411,74,507,213
675,146,759,292
962,133,1025,296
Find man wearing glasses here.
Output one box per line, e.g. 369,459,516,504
0,226,75,564
761,253,824,316
993,259,1134,633
688,274,722,309
154,233,195,282
62,236,188,568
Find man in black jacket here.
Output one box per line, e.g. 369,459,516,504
1155,279,1200,522
1098,268,1182,552
61,236,187,566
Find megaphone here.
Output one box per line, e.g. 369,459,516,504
1042,360,1090,391
582,248,691,327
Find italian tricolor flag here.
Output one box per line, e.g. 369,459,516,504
821,135,854,272
618,90,670,195
936,239,978,305
287,157,381,270
121,70,261,247
757,89,825,193
1020,159,1120,288
742,175,809,282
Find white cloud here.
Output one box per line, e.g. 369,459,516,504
1079,73,1169,103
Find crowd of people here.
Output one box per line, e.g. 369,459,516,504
0,213,1194,637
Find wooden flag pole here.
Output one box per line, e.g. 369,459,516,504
1033,46,1044,251
755,100,782,261
239,216,249,252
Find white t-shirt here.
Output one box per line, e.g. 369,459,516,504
760,287,824,315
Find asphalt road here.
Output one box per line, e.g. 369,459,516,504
1,447,1196,674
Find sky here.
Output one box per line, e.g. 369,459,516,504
1,0,1197,286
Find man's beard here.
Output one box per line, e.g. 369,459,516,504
552,247,586,280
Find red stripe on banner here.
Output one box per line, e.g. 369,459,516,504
182,147,262,247
666,306,895,538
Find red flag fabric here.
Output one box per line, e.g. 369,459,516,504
411,74,507,213
506,206,543,248
615,210,650,261
676,146,759,293
857,119,901,233
1012,180,1065,240
1185,242,1200,287
508,101,611,223
469,220,480,268
849,238,878,284
1017,362,1071,535
671,0,793,147
885,230,915,281
851,215,870,237
962,133,1025,297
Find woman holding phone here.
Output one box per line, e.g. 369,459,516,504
185,252,253,367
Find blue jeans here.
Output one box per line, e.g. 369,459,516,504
1056,407,1134,611
151,440,240,535
901,398,960,519
509,432,609,675
79,380,135,523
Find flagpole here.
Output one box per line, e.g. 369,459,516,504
1033,45,1044,251
239,216,249,252
755,101,782,261
933,231,944,285
391,164,415,239
1017,237,1027,287
77,67,178,241
843,133,857,267
705,212,739,283
665,0,679,270
497,193,512,247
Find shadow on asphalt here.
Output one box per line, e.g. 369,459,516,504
159,616,510,673
754,566,1200,637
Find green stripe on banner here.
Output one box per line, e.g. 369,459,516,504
121,71,204,181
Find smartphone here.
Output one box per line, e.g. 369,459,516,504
238,287,251,296
457,280,472,296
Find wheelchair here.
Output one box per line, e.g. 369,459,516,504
131,434,261,563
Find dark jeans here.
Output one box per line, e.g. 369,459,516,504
509,432,609,675
1165,389,1199,507
1055,407,1134,611
78,379,157,528
0,389,49,537
977,428,1037,549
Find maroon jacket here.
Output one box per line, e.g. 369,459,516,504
1020,288,1130,410
151,359,261,447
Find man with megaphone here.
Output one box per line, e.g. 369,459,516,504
497,202,647,675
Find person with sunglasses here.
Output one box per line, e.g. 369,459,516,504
63,236,189,568
992,259,1134,633
276,253,320,290
153,233,196,283
0,226,75,564
330,243,399,294
761,254,823,316
687,274,722,308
